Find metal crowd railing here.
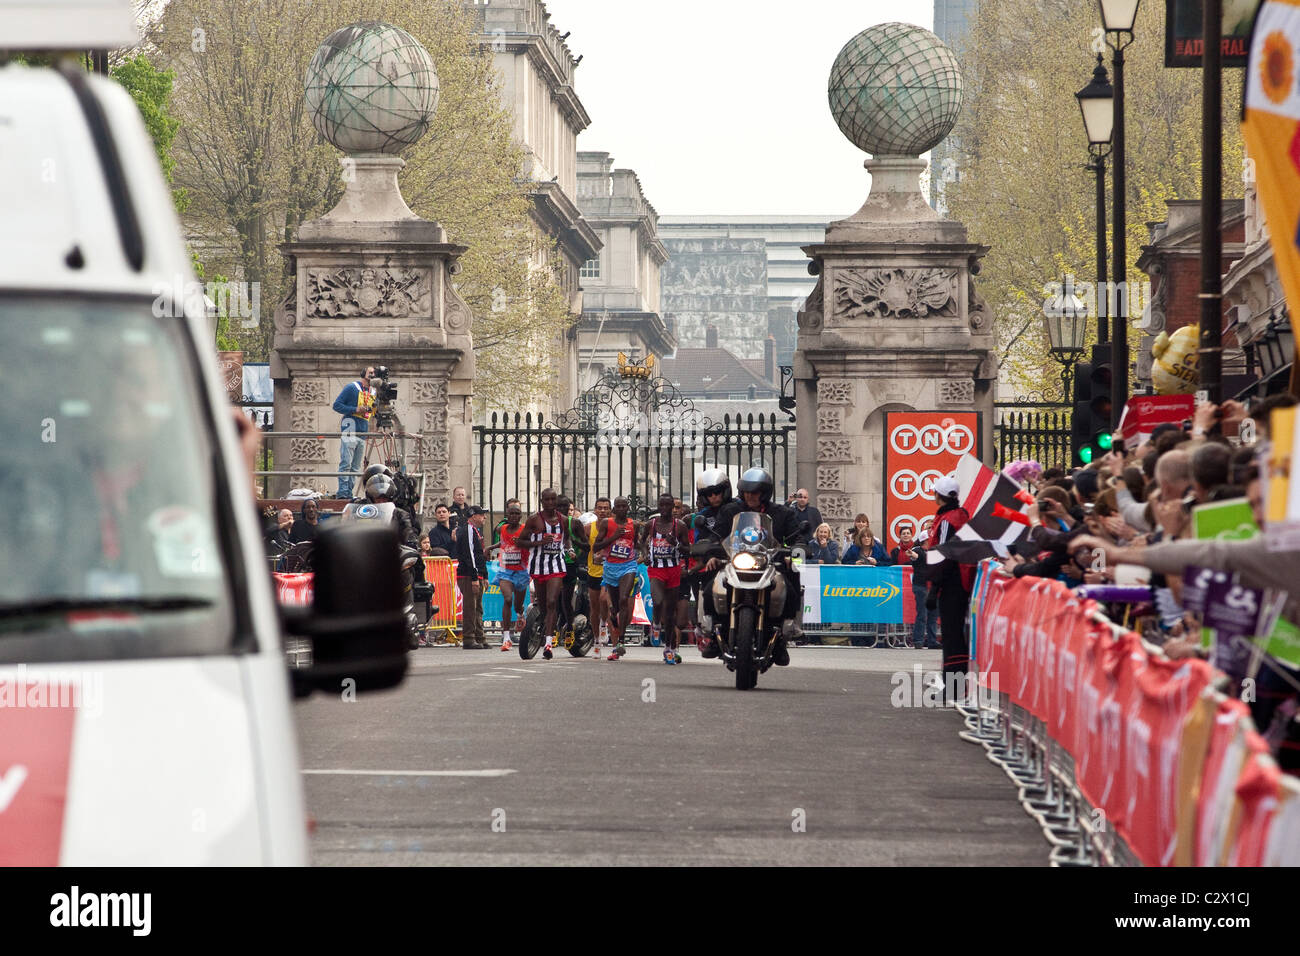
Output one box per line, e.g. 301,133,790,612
954,565,1257,868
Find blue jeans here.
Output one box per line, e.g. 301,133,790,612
912,585,937,646
337,421,365,497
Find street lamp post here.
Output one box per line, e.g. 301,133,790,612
1098,0,1139,427
1076,54,1114,348
1200,0,1224,404
1045,277,1090,397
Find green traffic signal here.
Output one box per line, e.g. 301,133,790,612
1080,445,1094,464
1097,432,1113,452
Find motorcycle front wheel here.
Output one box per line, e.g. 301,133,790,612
733,605,759,690
519,605,543,660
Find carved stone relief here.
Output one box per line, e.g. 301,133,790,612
817,379,853,405
445,282,471,332
818,494,855,521
292,379,327,404
938,379,975,406
273,277,297,333
426,463,450,489
419,436,450,462
816,438,853,462
817,466,843,492
817,407,844,434
411,380,448,405
835,268,958,319
968,276,993,333
291,438,327,462
422,407,447,434
305,267,431,318
290,407,316,433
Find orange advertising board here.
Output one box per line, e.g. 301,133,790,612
883,411,980,553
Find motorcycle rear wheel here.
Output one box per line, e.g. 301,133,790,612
567,614,595,657
734,605,759,690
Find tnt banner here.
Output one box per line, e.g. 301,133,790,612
1243,0,1300,393
800,564,914,624
883,411,979,553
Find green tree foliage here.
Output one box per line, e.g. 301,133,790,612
110,54,189,212
150,0,571,405
944,0,1244,399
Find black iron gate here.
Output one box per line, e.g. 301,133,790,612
994,399,1072,471
474,371,794,516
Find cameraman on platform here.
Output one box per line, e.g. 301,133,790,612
332,367,376,499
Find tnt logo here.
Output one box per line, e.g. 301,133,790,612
889,423,974,457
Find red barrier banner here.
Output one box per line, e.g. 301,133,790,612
273,572,314,607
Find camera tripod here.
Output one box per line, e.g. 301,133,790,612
363,426,401,473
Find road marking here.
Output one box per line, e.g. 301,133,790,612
495,668,538,674
302,769,517,777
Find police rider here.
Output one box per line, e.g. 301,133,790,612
714,467,808,667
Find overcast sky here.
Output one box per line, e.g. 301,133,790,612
542,0,935,217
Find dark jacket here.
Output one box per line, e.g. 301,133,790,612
891,542,927,584
288,517,319,544
454,520,487,580
449,503,471,535
806,539,840,564
791,502,823,536
428,522,454,554
843,540,890,565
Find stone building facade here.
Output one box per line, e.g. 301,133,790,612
575,151,674,390
466,0,600,411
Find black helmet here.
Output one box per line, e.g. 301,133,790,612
363,464,391,485
365,473,397,502
737,467,774,505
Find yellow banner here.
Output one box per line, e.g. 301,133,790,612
1242,0,1300,389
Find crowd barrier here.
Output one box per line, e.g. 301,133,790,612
963,560,1300,866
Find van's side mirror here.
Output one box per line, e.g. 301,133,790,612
282,523,408,697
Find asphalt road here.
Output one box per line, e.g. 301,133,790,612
294,645,1048,866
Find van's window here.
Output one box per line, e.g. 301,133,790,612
0,296,235,660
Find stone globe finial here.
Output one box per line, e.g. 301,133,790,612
827,22,963,226
302,22,440,228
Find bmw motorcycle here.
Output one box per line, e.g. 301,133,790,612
697,513,796,690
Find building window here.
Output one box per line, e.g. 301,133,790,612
581,258,600,280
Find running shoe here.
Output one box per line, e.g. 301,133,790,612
607,649,622,661
663,648,675,664
593,645,602,659
674,651,683,664
500,637,513,652
542,644,553,661
650,628,661,647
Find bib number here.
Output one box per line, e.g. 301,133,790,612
502,548,521,568
609,542,632,561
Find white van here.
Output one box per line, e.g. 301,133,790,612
0,50,407,864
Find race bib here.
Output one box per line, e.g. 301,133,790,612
543,533,563,555
651,542,674,560
502,547,522,568
609,541,633,561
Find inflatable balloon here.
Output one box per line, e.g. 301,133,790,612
1151,324,1200,395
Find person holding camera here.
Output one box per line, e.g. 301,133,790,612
332,367,376,499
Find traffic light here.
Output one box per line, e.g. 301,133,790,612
1071,362,1092,466
1071,360,1113,465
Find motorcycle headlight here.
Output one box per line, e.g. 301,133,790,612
731,552,763,571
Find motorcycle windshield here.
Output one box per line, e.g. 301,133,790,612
724,512,775,556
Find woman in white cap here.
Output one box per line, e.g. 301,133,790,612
924,474,974,698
